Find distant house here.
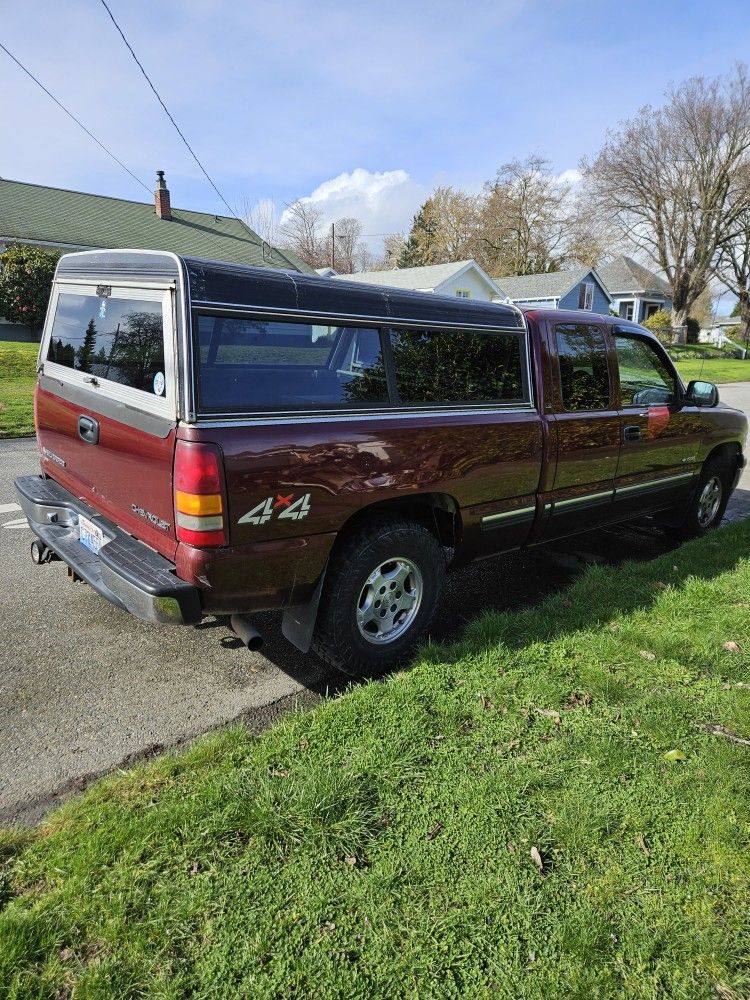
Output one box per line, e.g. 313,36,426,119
495,267,612,315
335,259,506,301
0,173,311,340
597,255,672,323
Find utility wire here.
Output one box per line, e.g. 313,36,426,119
98,0,236,216
0,39,151,195
98,0,300,269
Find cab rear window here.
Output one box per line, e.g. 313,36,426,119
47,292,166,395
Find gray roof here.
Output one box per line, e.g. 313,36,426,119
597,255,671,297
336,260,493,291
0,178,312,273
493,267,606,302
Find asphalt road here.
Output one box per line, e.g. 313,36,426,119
2,385,749,826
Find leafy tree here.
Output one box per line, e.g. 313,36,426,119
0,243,61,338
76,319,97,373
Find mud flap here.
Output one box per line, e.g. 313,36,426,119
281,568,326,653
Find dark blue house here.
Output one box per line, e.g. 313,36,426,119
495,267,613,315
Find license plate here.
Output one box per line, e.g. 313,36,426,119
79,515,104,555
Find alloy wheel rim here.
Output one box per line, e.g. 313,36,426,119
356,557,423,645
697,476,722,528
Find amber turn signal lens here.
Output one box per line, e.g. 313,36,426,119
175,490,223,516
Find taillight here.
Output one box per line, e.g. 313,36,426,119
174,440,227,547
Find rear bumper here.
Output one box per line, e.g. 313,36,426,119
14,475,202,626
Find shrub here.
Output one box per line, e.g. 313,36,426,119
643,309,672,343
685,317,701,344
0,243,60,339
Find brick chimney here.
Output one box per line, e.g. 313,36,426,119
154,170,172,220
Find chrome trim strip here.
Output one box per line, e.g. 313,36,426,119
615,472,694,496
195,406,537,427
191,301,525,334
481,505,536,525
554,489,613,509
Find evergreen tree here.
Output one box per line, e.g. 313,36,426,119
397,200,440,268
77,319,97,373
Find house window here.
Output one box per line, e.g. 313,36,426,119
577,282,594,311
455,288,471,298
625,303,634,321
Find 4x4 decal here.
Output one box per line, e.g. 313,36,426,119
239,493,312,526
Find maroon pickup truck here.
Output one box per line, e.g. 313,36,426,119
16,250,747,675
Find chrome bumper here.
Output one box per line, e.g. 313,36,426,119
14,475,202,626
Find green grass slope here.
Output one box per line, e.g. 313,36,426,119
0,342,37,438
1,524,750,999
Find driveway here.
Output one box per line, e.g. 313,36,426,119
2,384,749,826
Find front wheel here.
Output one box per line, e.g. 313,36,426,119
665,456,731,539
312,517,446,677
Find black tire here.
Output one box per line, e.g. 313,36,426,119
312,517,446,678
665,455,732,540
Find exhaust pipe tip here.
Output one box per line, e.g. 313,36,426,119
30,540,55,565
230,614,263,651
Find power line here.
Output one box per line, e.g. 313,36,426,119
0,39,151,195
99,0,237,221
97,0,299,270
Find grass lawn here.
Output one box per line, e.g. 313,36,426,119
0,342,38,438
2,522,750,998
674,357,750,385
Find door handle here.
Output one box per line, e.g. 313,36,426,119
623,424,641,442
78,414,100,445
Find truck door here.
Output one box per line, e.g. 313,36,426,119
611,329,700,518
541,320,621,539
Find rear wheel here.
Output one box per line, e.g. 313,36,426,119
664,456,731,539
312,517,446,677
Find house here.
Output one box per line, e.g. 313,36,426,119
597,255,672,323
335,259,506,302
494,267,612,315
0,173,311,340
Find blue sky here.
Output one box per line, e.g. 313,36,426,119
2,0,750,253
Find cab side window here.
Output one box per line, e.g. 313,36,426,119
555,323,610,411
615,335,678,406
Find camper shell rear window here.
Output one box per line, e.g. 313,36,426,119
47,290,167,397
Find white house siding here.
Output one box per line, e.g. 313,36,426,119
513,298,558,310
435,271,501,301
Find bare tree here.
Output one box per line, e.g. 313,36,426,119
476,156,572,276
278,199,327,269
326,216,365,274
584,66,750,327
398,187,480,267
239,197,280,246
717,201,750,346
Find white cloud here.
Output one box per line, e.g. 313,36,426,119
556,168,583,187
280,168,426,252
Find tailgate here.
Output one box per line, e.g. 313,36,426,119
36,277,179,559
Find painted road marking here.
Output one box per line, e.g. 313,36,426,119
0,503,21,515
3,517,28,529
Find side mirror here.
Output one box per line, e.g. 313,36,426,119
685,379,719,408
